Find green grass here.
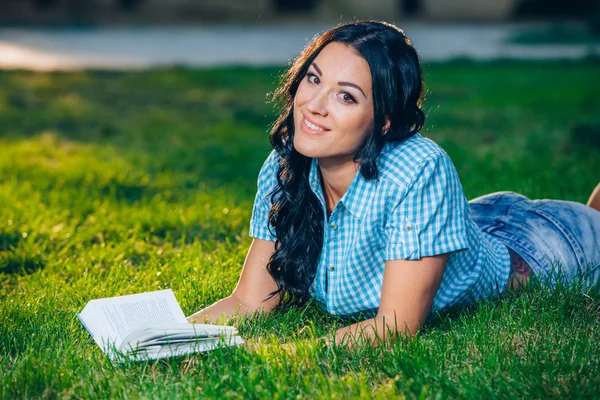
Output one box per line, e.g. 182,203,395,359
1,61,600,399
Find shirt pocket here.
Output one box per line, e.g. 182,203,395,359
385,218,421,260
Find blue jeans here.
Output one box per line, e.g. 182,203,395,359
469,191,600,290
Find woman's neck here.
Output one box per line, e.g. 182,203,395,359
317,155,360,217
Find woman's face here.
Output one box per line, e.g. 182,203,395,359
293,42,375,163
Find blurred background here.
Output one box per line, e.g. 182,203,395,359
0,0,599,24
0,0,599,69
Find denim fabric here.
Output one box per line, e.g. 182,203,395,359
469,191,600,289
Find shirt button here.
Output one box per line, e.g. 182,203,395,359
330,223,337,230
328,265,335,271
406,224,412,231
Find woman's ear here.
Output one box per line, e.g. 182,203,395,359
382,116,391,135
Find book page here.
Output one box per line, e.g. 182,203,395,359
120,323,239,350
122,335,245,362
77,300,113,351
78,289,187,351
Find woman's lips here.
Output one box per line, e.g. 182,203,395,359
301,116,330,136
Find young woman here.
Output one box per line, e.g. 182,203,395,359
187,20,600,348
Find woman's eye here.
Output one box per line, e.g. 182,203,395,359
307,73,320,85
340,92,355,104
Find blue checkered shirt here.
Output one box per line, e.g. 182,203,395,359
249,133,511,316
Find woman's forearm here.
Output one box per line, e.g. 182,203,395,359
187,238,279,325
328,314,416,348
186,294,264,324
278,316,411,355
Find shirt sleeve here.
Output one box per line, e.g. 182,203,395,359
248,150,279,241
384,151,470,261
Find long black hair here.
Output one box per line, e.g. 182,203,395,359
265,20,425,311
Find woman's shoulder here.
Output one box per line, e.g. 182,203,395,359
255,149,280,194
377,133,457,190
256,149,282,178
260,149,280,171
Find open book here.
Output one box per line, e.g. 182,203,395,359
77,289,244,362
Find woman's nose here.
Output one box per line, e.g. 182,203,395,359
306,91,328,117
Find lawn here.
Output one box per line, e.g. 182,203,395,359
1,61,600,399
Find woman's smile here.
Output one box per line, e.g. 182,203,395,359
301,114,330,136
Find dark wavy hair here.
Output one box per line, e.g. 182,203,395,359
264,20,425,311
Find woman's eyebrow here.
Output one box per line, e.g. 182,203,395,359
312,62,323,76
338,81,366,99
311,62,367,99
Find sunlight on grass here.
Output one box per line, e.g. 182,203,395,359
1,61,599,398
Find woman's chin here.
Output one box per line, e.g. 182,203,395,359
293,138,325,159
295,147,321,159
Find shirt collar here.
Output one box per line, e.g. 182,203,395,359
308,157,376,222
